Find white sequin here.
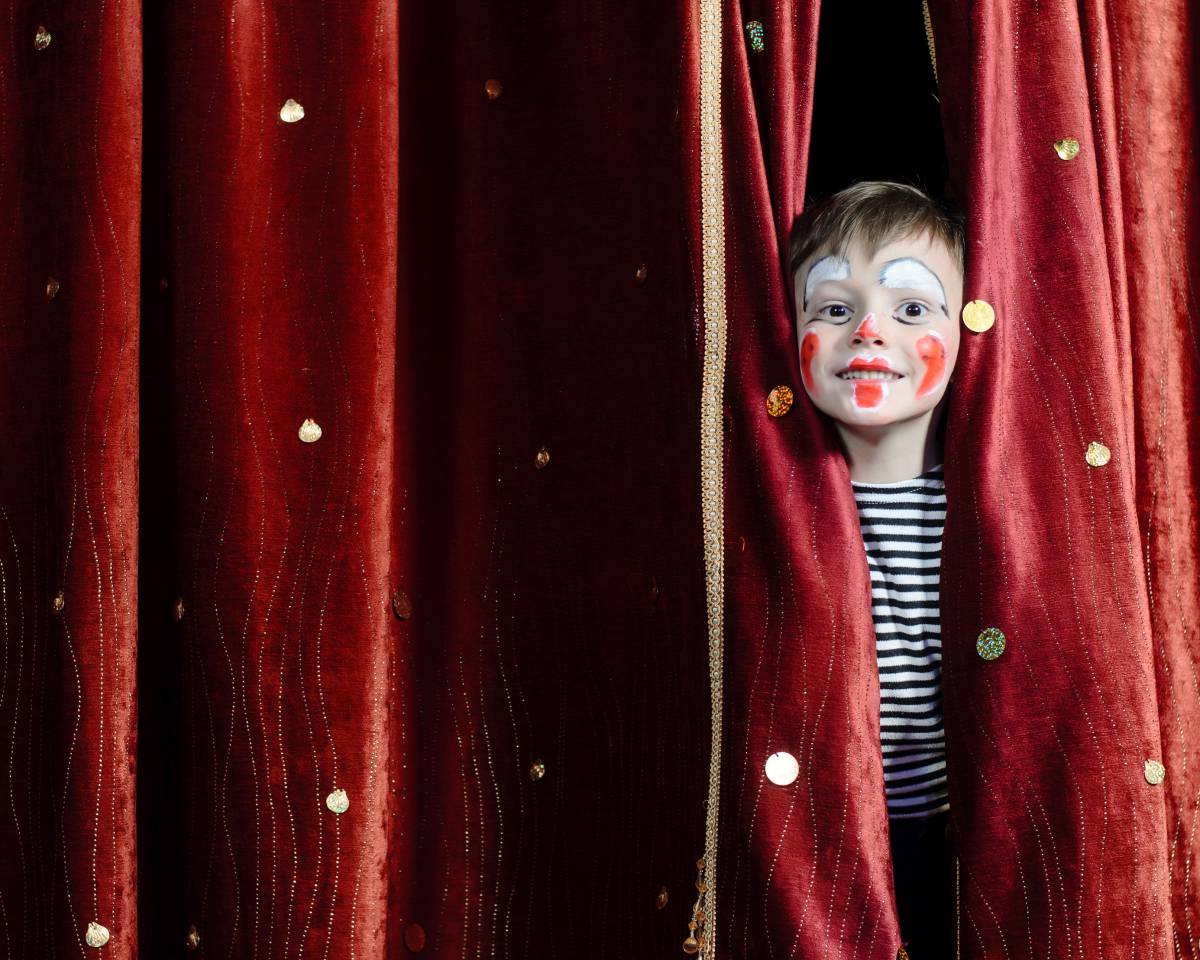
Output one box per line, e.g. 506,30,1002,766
279,98,305,123
764,751,799,786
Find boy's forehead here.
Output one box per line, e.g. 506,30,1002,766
812,231,949,272
797,232,961,311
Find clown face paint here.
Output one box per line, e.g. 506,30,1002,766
803,255,850,308
800,331,820,393
795,233,963,438
915,330,948,397
852,312,881,341
879,258,947,312
843,355,896,409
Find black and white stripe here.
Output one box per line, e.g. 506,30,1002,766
851,465,949,820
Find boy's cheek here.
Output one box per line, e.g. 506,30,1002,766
800,330,820,394
914,330,949,397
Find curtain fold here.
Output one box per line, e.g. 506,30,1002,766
0,0,1195,957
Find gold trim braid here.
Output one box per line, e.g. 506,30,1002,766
921,0,938,83
690,0,727,954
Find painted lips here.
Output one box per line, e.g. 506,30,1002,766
838,356,899,410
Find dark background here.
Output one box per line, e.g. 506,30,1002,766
806,1,949,202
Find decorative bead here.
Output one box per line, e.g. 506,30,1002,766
529,759,546,781
656,886,669,910
764,751,799,786
85,922,110,948
185,925,200,950
391,588,412,621
898,947,911,960
682,935,700,955
52,590,65,614
744,20,765,53
325,788,349,814
765,385,794,417
976,626,1006,660
279,98,305,123
298,418,322,443
1053,137,1080,161
46,277,60,300
694,880,708,893
534,446,550,470
484,79,503,100
635,263,649,285
695,857,706,870
404,922,427,953
1144,759,1166,785
34,25,51,50
1085,441,1111,467
961,299,996,333
172,597,185,622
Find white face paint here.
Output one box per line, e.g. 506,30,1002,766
803,255,851,308
878,258,947,312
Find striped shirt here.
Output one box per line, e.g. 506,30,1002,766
851,465,949,820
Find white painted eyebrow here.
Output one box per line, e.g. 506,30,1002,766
803,255,851,308
878,258,947,310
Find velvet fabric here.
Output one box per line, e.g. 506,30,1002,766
0,0,1195,958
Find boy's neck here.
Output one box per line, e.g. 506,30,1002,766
836,407,944,484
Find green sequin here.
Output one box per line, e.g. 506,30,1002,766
744,20,765,53
976,627,1006,661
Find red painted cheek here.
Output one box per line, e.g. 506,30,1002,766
800,331,819,394
853,312,881,340
915,333,948,397
852,381,885,408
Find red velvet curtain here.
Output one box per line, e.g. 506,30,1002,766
0,1,1195,958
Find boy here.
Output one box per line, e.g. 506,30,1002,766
787,181,966,958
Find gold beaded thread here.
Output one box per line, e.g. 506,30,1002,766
693,0,728,951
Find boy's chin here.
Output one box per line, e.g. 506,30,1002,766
822,400,933,431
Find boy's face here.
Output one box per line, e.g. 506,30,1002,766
793,231,963,431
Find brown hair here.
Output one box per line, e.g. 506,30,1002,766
787,181,966,301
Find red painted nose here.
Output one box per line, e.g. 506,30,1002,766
852,312,882,342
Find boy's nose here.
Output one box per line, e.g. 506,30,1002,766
850,312,885,345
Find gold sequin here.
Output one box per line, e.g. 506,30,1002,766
391,588,412,621
1144,759,1166,785
34,25,51,50
656,886,669,910
298,418,322,443
765,385,794,417
898,948,911,960
635,263,649,285
172,597,185,622
85,922,110,948
404,922,427,953
485,79,503,100
961,299,996,333
976,626,1006,660
1053,137,1081,161
1085,441,1111,467
528,759,546,781
279,98,305,123
46,277,60,300
52,590,65,614
325,788,349,814
185,925,200,950
534,446,550,470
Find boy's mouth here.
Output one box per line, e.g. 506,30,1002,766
836,357,904,381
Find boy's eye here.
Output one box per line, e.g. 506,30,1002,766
897,302,929,322
816,304,851,322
